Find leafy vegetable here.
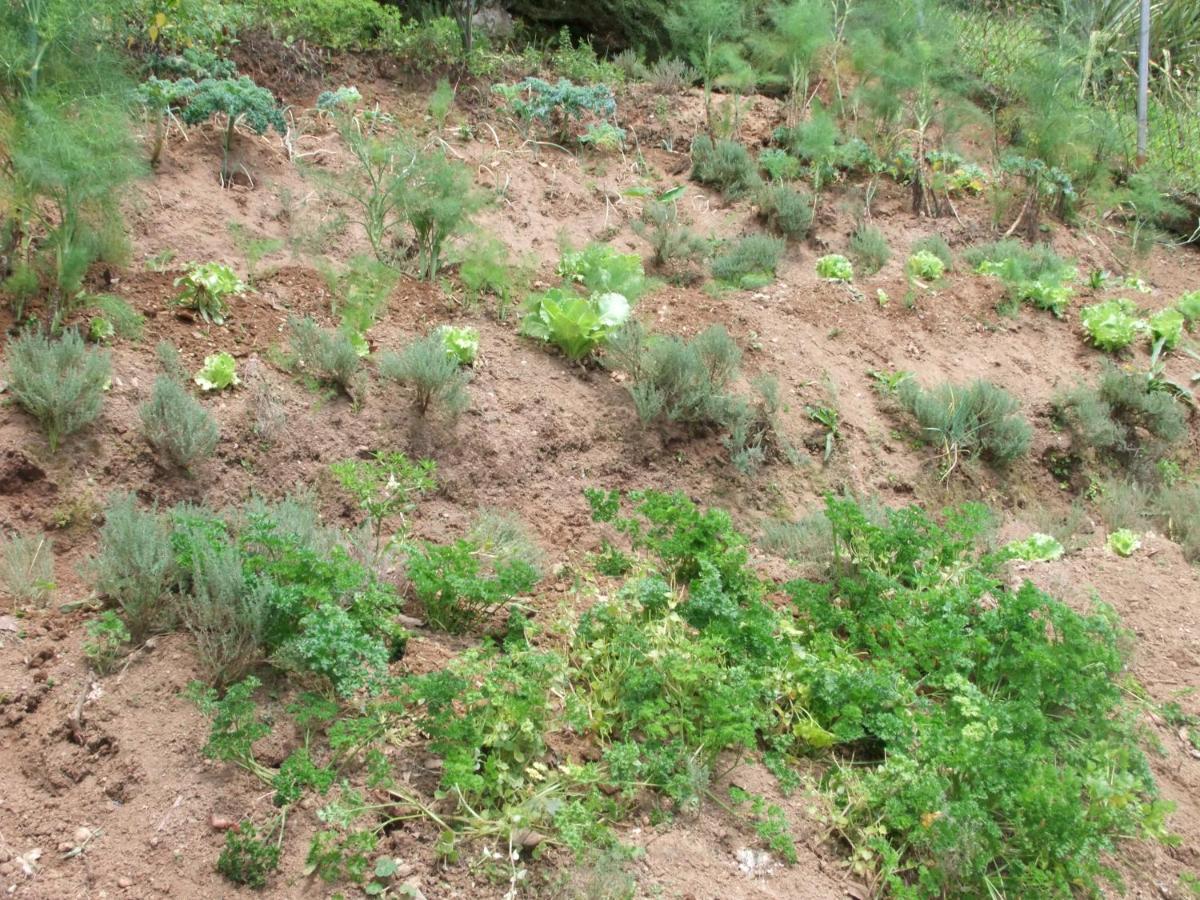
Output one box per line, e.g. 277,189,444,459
88,317,115,342
1150,307,1186,350
1177,290,1200,326
557,244,648,302
1080,298,1146,352
437,326,479,365
816,253,853,281
520,289,631,361
1004,532,1065,562
194,352,240,391
174,262,246,325
1107,528,1141,557
905,249,945,283
178,76,286,182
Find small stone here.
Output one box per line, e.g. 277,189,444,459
73,827,93,844
117,876,133,888
58,842,74,853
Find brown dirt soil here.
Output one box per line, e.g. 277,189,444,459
2,61,1200,900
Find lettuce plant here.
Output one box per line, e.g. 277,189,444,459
1107,529,1141,557
1177,290,1200,326
1150,307,1185,350
194,352,240,391
1017,279,1073,318
438,326,479,365
1004,533,1064,562
520,289,630,362
557,244,648,302
1080,299,1145,352
174,262,246,325
816,254,853,281
906,250,946,283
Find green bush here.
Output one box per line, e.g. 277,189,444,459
5,329,110,451
1149,307,1185,350
84,611,130,674
848,224,891,275
456,237,525,316
173,501,399,694
491,77,617,143
174,529,269,687
377,333,470,417
5,98,144,318
91,294,145,340
786,496,1167,897
1154,484,1200,562
710,234,786,288
967,239,1075,316
408,535,541,633
690,135,761,199
140,376,220,470
93,494,176,642
316,123,485,277
755,184,814,240
758,147,803,182
256,0,396,50
1178,290,1200,326
155,340,187,382
905,249,946,283
0,532,54,606
287,317,362,397
897,378,1032,475
322,255,397,352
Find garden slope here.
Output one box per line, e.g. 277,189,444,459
1,74,1199,898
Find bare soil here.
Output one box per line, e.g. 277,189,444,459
1,61,1198,900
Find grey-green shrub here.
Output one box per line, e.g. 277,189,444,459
723,375,798,475
1154,484,1200,562
287,316,362,397
690,135,760,198
140,376,219,470
1054,367,1187,475
898,378,1031,472
607,322,741,428
175,533,267,687
849,224,891,275
377,333,470,418
711,234,786,288
0,532,54,606
756,184,814,240
93,494,176,641
633,200,709,277
155,340,187,381
5,329,110,451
